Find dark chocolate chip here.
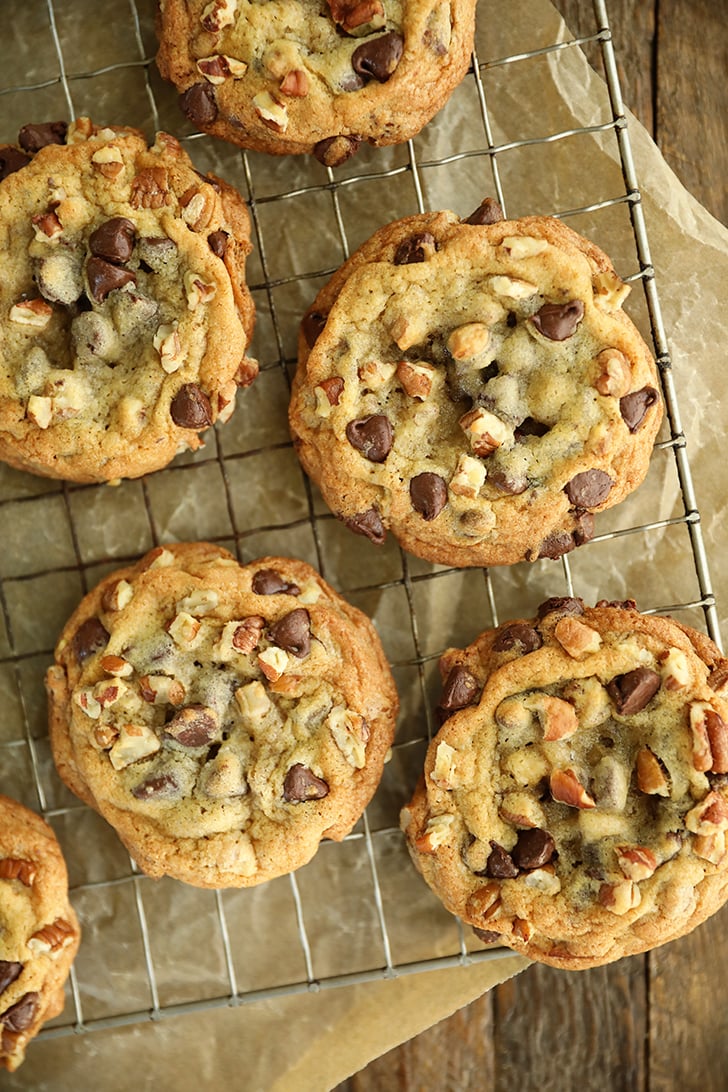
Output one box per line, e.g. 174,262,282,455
537,530,575,560
620,387,659,432
480,361,500,384
485,842,519,879
18,121,67,153
531,300,585,341
1,993,39,1032
283,763,329,802
345,414,393,462
464,198,504,225
72,617,109,663
170,384,213,429
564,469,613,509
536,596,585,620
472,927,502,943
180,83,218,128
515,416,549,440
269,608,311,658
207,229,228,258
595,598,637,610
340,72,366,92
0,146,31,180
512,828,556,870
439,665,481,713
492,623,542,654
490,469,528,495
302,310,327,348
89,218,136,265
393,232,436,266
0,963,23,998
352,31,404,82
506,311,517,328
341,507,386,545
573,511,595,545
131,774,179,800
252,569,301,596
165,705,218,747
607,666,661,715
409,472,448,521
313,135,361,167
86,256,136,302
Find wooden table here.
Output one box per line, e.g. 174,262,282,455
337,3,728,1089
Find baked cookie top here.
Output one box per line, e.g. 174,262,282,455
0,795,80,1072
47,543,398,888
0,118,256,483
290,205,663,567
401,599,728,968
156,0,476,163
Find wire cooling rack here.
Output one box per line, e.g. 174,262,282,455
0,0,722,1052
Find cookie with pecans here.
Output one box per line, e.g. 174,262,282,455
401,598,728,969
46,542,398,888
290,203,663,566
0,117,256,483
0,795,80,1072
156,0,476,164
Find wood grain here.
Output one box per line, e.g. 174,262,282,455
335,3,728,1088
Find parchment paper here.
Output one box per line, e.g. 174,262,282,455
1,0,727,1088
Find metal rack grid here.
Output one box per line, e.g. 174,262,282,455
0,0,721,1050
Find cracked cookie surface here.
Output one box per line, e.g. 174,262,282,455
289,204,662,566
0,795,80,1072
401,598,728,968
156,0,476,163
0,117,256,483
47,542,398,888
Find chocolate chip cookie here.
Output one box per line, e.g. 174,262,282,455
0,795,80,1072
401,598,728,968
46,543,398,888
289,203,663,566
156,0,476,164
0,117,256,483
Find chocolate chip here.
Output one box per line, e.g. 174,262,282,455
269,608,311,658
620,387,659,432
180,83,218,128
18,121,67,153
89,218,136,265
564,469,613,509
207,230,228,258
536,596,585,620
573,511,595,545
313,135,361,167
170,384,213,429
252,569,301,596
352,32,404,82
464,198,504,225
131,774,179,800
409,472,448,521
607,667,661,715
72,617,109,663
485,842,519,879
439,665,481,714
86,256,136,302
345,414,393,462
165,705,219,747
1,993,38,1032
0,146,31,180
393,232,436,266
302,310,327,347
0,963,23,997
531,300,585,341
472,927,501,943
492,624,542,654
512,828,556,870
490,469,528,495
515,417,549,440
537,530,575,560
283,764,329,802
595,598,637,610
341,507,386,545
